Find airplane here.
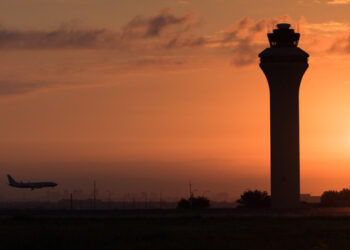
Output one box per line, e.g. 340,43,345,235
7,175,57,190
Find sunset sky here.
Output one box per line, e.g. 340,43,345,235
2,0,350,201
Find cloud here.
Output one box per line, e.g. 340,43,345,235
0,54,191,97
0,9,195,50
0,28,116,49
122,8,194,38
176,1,189,5
304,21,349,35
0,10,291,68
130,57,186,67
221,16,350,65
162,15,295,66
0,80,50,96
327,0,350,4
166,36,207,48
2,10,350,97
297,0,322,3
0,14,297,97
328,31,350,53
216,16,293,67
230,39,265,67
302,20,350,55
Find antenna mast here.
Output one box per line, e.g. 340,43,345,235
93,180,96,209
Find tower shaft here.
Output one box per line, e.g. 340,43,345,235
261,63,307,208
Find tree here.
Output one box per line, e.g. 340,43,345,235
320,189,350,207
339,188,350,204
236,189,270,208
177,198,191,209
190,196,210,209
176,196,210,209
320,190,338,207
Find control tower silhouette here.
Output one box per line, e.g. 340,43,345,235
259,23,309,208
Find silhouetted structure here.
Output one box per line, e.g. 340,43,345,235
70,193,73,210
259,23,309,208
93,180,97,209
300,194,321,203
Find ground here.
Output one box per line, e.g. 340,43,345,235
1,210,350,250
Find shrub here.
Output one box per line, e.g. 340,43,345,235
176,196,210,209
177,198,191,209
237,189,270,208
190,196,210,209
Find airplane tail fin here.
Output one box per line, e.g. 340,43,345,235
7,175,16,185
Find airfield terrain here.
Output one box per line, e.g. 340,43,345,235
1,209,350,250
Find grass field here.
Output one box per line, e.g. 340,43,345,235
2,214,350,250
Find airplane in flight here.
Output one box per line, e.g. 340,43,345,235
7,175,58,190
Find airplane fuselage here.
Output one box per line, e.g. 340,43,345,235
9,181,57,190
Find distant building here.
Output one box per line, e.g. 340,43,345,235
300,194,321,203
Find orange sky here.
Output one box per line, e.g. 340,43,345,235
1,0,350,201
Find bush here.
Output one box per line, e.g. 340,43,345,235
190,196,210,209
177,198,191,209
321,190,339,207
237,189,270,208
176,196,210,209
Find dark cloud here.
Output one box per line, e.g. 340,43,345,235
131,57,186,67
166,36,206,48
0,11,285,70
218,16,291,67
0,56,189,96
0,13,297,97
221,17,250,43
0,9,194,50
0,28,115,49
230,39,264,67
122,8,193,38
0,80,49,95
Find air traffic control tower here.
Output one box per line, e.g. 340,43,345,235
259,23,309,208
